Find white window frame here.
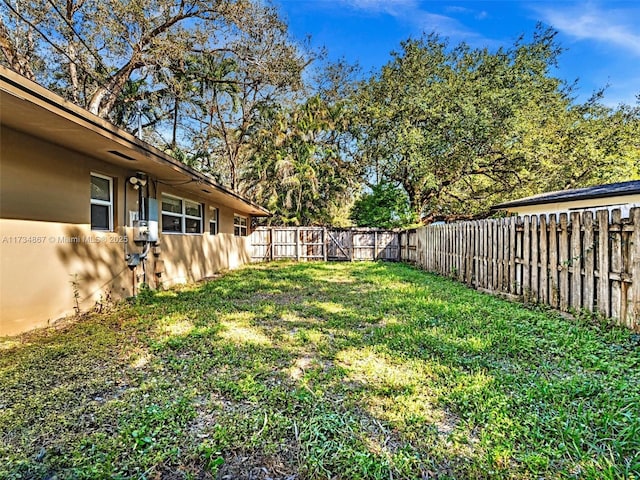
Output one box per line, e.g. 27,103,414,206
234,214,248,236
90,173,113,231
161,194,203,234
161,194,183,234
184,199,203,234
209,207,219,235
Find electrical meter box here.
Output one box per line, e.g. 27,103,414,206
133,220,149,244
133,220,158,243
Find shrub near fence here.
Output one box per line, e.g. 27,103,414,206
412,208,640,330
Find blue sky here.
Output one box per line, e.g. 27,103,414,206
274,0,640,106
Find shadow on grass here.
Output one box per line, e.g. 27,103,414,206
1,261,638,479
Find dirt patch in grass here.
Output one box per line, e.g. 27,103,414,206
217,452,299,480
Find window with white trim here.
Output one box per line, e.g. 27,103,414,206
234,214,248,236
161,194,202,234
91,173,113,231
209,207,218,235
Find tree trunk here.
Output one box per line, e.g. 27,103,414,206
67,42,80,104
0,18,36,80
88,57,141,117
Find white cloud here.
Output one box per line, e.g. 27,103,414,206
336,0,479,38
536,3,640,56
342,0,419,15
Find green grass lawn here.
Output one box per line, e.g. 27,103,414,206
1,261,639,479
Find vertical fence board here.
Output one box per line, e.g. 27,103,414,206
582,212,595,312
559,213,570,312
570,212,582,311
509,217,517,294
516,217,523,295
449,224,453,276
463,223,469,283
457,223,462,280
523,216,531,299
440,225,444,273
492,221,498,290
597,210,611,317
447,224,451,275
610,210,623,322
487,221,494,290
482,222,488,290
531,216,539,302
323,228,328,261
470,222,475,285
446,224,451,275
496,219,504,292
539,215,548,305
474,222,480,288
548,215,558,308
499,220,506,290
494,221,500,290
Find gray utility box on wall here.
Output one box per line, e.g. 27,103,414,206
133,198,159,244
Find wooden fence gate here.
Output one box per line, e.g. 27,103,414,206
250,227,406,262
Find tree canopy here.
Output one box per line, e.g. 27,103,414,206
352,28,639,220
1,0,309,193
244,95,358,226
2,2,638,226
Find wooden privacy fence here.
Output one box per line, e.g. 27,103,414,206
250,227,411,262
413,209,640,329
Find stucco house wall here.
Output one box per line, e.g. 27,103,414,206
0,67,268,336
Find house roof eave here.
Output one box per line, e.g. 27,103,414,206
491,180,640,211
0,66,270,217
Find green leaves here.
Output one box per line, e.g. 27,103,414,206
350,181,415,228
246,96,358,225
352,27,640,219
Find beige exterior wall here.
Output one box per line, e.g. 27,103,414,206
505,195,640,218
0,126,254,336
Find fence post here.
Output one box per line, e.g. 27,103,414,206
474,221,480,289
323,227,328,262
269,228,274,262
349,230,354,262
610,210,623,322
